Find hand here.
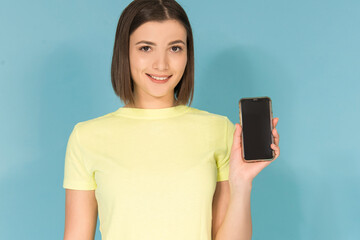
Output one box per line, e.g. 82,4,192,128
228,117,280,190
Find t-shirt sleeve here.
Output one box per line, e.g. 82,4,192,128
62,124,97,190
216,117,236,182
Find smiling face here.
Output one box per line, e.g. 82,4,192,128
127,19,187,108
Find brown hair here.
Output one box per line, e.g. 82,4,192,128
111,0,194,107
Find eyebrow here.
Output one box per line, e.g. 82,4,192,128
135,40,186,46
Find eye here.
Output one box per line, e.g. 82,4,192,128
139,46,151,52
171,46,183,52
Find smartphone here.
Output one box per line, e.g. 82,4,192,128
239,96,275,162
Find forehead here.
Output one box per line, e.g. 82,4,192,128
130,20,187,43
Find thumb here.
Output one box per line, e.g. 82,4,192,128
231,123,242,151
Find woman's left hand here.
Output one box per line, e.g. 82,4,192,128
228,117,280,190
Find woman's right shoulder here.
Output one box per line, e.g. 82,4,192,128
73,111,117,134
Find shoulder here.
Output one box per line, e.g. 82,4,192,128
73,111,117,137
185,107,234,137
187,107,231,126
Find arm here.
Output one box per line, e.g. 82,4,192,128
214,118,280,239
214,181,252,240
212,180,231,239
64,189,98,240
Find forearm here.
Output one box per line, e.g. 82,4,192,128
215,182,252,240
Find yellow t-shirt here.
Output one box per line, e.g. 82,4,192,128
63,104,236,240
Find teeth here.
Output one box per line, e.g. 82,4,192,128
149,74,170,80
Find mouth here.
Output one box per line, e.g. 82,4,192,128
146,73,172,82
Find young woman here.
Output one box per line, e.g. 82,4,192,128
63,0,280,239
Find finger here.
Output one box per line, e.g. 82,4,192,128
271,143,280,159
273,117,279,128
272,128,279,145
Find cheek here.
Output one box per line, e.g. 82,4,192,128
172,55,187,72
129,51,148,73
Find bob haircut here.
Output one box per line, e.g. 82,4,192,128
111,0,194,107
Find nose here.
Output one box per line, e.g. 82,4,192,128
152,50,169,71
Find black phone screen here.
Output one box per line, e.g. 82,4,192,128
240,97,273,160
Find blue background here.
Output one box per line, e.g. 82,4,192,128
1,0,359,239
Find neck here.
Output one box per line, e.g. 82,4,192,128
124,100,178,109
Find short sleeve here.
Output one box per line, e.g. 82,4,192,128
216,117,236,182
62,124,97,190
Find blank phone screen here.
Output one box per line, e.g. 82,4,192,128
241,98,273,160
